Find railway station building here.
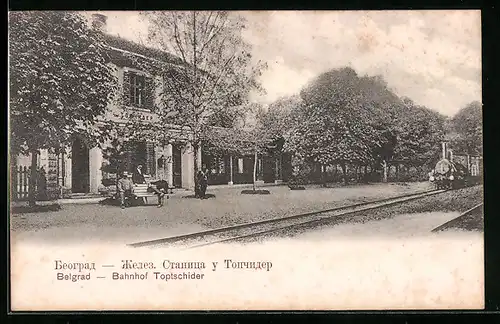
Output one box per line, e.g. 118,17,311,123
11,14,290,200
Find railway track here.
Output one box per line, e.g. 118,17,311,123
129,189,446,249
431,203,483,232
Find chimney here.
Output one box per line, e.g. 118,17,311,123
442,142,447,160
91,13,108,33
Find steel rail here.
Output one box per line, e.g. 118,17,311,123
186,189,447,248
431,203,483,232
129,189,446,248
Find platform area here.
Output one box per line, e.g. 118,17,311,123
9,182,437,246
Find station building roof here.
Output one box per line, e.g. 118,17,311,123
102,33,184,67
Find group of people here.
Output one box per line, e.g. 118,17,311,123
116,164,211,208
116,164,166,209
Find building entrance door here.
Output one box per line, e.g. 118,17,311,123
172,144,182,188
71,138,90,193
263,156,276,183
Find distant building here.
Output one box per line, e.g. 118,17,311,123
451,153,483,177
202,127,292,185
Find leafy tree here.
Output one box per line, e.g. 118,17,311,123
286,68,384,184
356,75,402,181
248,101,293,190
100,127,130,180
260,96,297,141
393,104,446,168
283,68,446,184
137,11,267,188
9,11,117,206
449,101,482,155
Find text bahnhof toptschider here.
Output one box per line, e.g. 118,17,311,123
54,260,273,282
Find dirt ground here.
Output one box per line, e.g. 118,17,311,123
10,182,433,245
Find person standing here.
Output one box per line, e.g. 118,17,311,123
199,167,209,199
195,170,203,198
117,172,134,209
36,167,48,201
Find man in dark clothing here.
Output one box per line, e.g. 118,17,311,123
150,179,170,192
132,164,146,184
132,165,165,207
199,168,209,199
150,179,170,206
195,170,203,198
36,167,48,201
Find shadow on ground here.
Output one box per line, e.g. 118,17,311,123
241,189,271,195
183,194,216,199
98,197,166,207
11,204,61,214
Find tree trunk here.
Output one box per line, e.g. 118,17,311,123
193,142,199,196
321,165,327,187
253,145,257,191
28,149,38,207
341,163,347,185
382,160,388,183
229,155,233,184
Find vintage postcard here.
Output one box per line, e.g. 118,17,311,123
9,10,483,311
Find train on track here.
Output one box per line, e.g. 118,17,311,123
429,143,482,190
429,158,467,189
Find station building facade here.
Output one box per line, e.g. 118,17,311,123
12,16,290,199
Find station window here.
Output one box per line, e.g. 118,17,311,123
471,164,478,176
130,73,146,107
219,158,225,174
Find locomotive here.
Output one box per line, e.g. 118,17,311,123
429,158,467,189
429,143,481,190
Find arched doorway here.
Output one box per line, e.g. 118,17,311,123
71,137,90,193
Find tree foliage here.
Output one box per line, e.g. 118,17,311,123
100,129,130,176
282,67,447,184
449,101,482,155
393,104,446,167
137,11,267,183
206,99,294,154
9,11,118,205
286,68,383,168
9,11,118,155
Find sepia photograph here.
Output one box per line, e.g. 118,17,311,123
9,10,483,311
